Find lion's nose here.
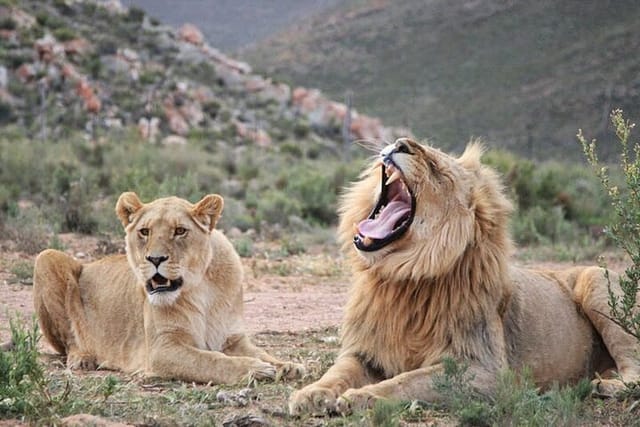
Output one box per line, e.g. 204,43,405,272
146,255,168,267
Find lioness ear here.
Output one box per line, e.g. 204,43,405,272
192,194,224,231
115,192,144,228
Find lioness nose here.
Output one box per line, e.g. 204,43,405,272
146,255,168,267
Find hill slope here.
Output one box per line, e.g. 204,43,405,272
243,0,640,160
121,0,343,51
0,0,402,152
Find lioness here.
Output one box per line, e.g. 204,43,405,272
33,192,304,383
289,138,640,415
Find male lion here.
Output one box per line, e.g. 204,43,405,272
289,138,640,415
33,192,304,384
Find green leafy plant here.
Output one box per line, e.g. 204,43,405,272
432,358,590,426
578,109,640,339
0,318,70,421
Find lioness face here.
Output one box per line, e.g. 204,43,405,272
116,192,223,306
345,138,479,279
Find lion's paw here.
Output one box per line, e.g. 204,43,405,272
66,351,97,370
288,385,339,416
335,388,380,415
276,361,306,380
592,377,626,398
245,359,277,382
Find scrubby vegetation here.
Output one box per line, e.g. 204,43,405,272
0,133,360,251
579,109,640,340
0,130,618,256
0,0,619,258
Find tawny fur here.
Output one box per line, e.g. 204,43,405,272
33,192,304,384
289,138,640,415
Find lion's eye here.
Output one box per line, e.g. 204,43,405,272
396,142,411,155
174,227,187,236
139,228,149,237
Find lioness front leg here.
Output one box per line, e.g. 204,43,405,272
149,341,277,384
223,334,305,380
289,354,377,415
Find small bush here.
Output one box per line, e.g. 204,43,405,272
0,17,16,31
9,260,34,284
233,236,254,258
3,208,51,255
52,27,76,42
125,6,145,23
0,318,46,419
255,189,302,226
579,109,640,339
433,358,590,426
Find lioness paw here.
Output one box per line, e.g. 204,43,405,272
276,361,306,380
245,360,277,382
335,388,379,415
288,386,339,416
67,352,97,370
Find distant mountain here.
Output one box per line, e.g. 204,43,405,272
243,0,640,160
121,0,344,51
0,0,403,151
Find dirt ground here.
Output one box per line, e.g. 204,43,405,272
0,233,349,345
1,233,629,343
0,234,636,426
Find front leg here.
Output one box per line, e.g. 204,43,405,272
335,363,496,415
148,339,276,384
223,334,305,380
289,354,378,415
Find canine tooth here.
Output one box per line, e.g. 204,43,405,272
385,164,395,177
386,169,402,185
363,237,373,246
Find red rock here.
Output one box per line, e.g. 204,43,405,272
178,23,204,45
85,94,101,114
63,38,91,56
15,63,35,82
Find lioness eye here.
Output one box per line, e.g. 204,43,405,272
174,227,187,236
139,228,149,237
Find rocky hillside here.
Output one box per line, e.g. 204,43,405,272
0,0,406,153
121,0,343,51
243,0,640,161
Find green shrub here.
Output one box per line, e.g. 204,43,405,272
485,148,612,244
0,100,13,125
0,17,16,31
9,260,34,284
233,236,254,258
52,26,76,42
34,12,65,30
579,109,640,339
3,207,51,254
125,6,145,23
255,189,302,226
0,318,46,419
433,358,590,426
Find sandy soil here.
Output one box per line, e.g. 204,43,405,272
0,234,348,345
0,233,628,345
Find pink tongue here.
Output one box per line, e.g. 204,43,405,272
357,200,411,239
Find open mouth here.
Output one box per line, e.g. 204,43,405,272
354,160,415,252
145,273,184,295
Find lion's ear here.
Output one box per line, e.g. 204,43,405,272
458,140,485,170
115,192,144,228
192,194,224,231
